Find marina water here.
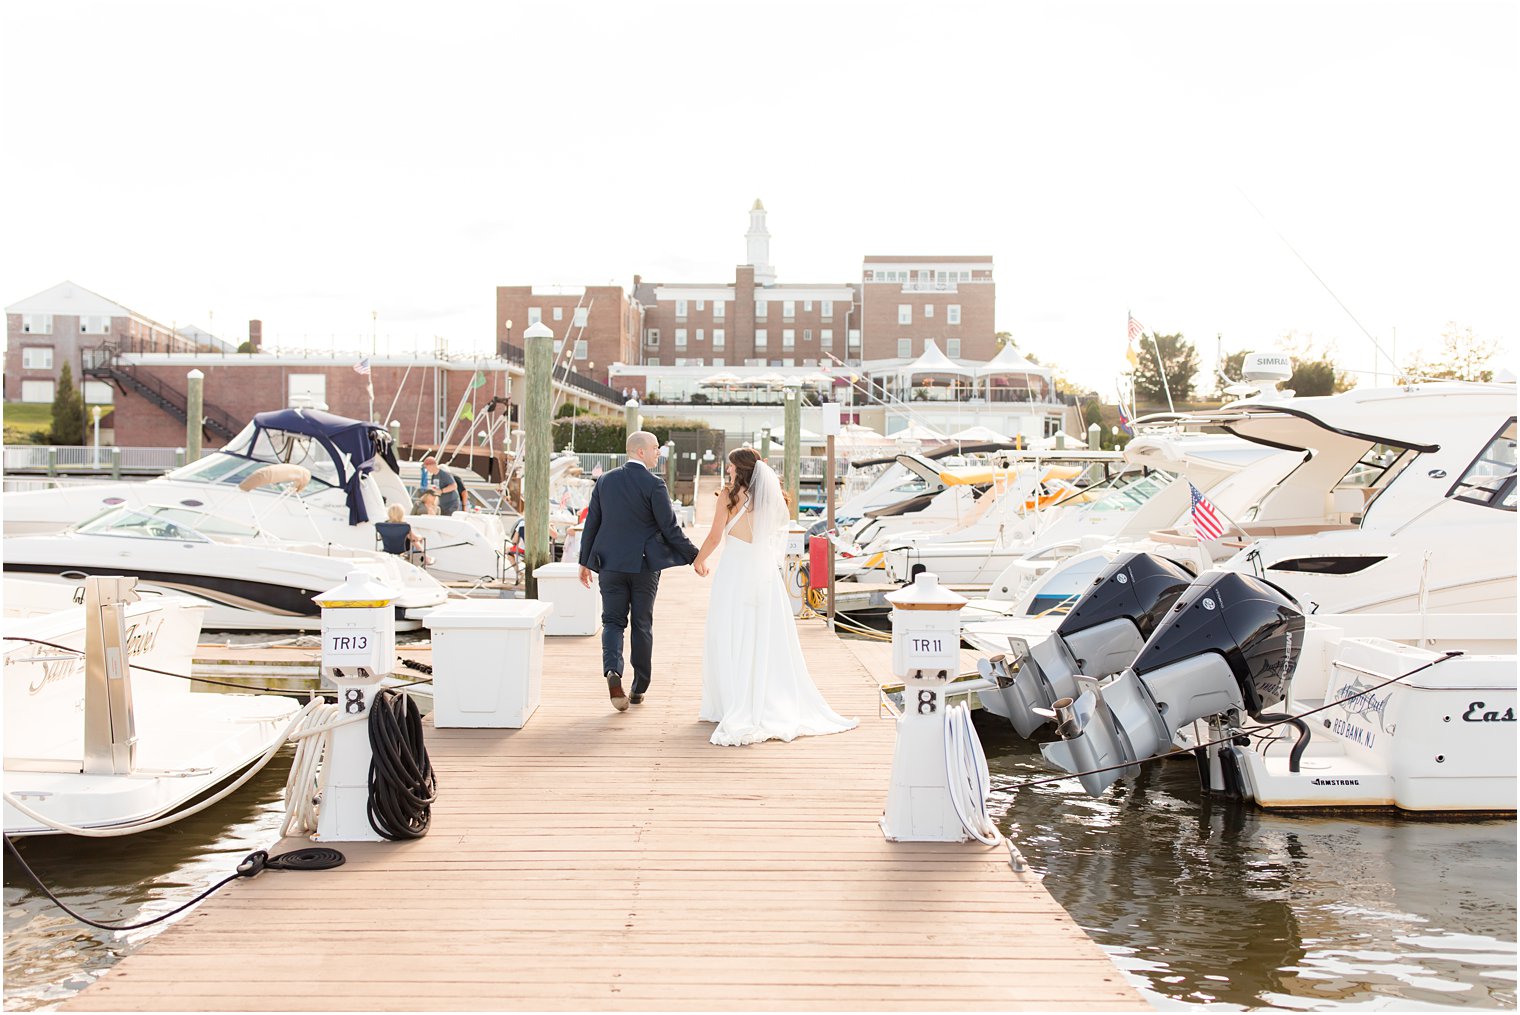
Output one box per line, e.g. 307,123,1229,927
4,709,1515,1009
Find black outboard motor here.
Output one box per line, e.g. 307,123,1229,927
978,552,1195,736
1040,569,1304,797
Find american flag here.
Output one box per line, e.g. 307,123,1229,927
1127,314,1144,342
353,356,371,376
1189,482,1225,542
559,488,572,508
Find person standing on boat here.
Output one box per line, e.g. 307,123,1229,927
422,456,461,515
691,448,856,746
578,431,701,712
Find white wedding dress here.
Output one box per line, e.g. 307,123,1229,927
699,487,858,747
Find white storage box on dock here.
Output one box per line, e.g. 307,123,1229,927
533,562,601,636
424,599,553,728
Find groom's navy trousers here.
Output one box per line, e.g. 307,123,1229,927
578,460,698,695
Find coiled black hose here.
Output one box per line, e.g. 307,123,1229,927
1255,712,1312,773
365,689,436,840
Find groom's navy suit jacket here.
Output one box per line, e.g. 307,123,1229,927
578,461,699,573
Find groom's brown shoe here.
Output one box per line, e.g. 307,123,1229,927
607,671,629,712
629,693,645,705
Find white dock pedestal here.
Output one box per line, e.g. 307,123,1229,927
425,600,552,727
533,562,601,636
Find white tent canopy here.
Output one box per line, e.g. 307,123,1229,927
905,339,975,379
976,343,1051,379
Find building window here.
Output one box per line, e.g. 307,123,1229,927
782,300,795,320
553,307,564,321
848,329,861,348
803,300,813,312
675,328,688,349
80,315,112,335
712,357,724,367
648,357,661,366
20,380,55,403
713,300,725,320
696,329,705,343
898,305,911,325
288,373,327,409
574,340,588,359
782,329,795,350
820,329,833,349
21,347,54,370
755,329,768,349
803,329,812,342
21,313,52,334
782,358,795,368
676,299,688,319
528,307,543,326
574,307,588,327
821,300,833,320
948,304,961,324
897,339,912,358
924,304,934,318
554,340,564,355
645,329,660,346
947,339,961,358
713,328,725,349
755,300,767,320
696,300,705,311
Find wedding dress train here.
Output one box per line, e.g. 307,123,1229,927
699,503,858,747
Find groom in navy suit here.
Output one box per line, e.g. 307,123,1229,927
578,431,701,711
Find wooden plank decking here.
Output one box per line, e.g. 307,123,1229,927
64,527,1144,1011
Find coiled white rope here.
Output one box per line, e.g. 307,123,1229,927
279,701,343,838
943,701,1003,846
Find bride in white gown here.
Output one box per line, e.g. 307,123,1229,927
692,449,858,747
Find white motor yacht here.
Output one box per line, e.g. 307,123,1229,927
4,575,303,836
966,381,1515,737
3,409,511,583
4,503,448,631
1034,566,1515,814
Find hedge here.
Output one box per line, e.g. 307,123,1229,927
550,414,725,458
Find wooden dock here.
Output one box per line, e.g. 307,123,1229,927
65,542,1144,1010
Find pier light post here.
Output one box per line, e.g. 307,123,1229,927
782,381,801,520
523,321,554,598
624,397,641,443
91,405,103,468
185,368,204,462
312,571,398,842
881,572,970,842
759,425,772,460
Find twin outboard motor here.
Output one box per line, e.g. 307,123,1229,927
979,552,1195,736
1040,569,1304,797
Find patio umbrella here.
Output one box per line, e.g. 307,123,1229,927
892,422,948,442
949,424,1010,443
700,372,743,387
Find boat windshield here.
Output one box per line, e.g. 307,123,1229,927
76,505,262,543
1085,471,1175,513
164,422,343,493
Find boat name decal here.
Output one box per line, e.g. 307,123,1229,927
1332,678,1395,735
1330,716,1376,748
1463,701,1517,723
1311,778,1361,786
21,616,164,695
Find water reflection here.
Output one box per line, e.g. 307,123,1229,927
3,745,296,1010
982,715,1518,1009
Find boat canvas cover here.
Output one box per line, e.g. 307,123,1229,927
249,409,400,524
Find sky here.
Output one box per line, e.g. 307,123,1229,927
2,0,1516,392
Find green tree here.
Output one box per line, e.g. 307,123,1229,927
1405,323,1500,382
995,331,1015,349
50,362,86,445
1131,332,1199,405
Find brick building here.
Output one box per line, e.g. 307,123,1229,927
4,281,227,404
859,255,997,362
493,284,642,387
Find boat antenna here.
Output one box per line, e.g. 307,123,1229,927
1234,184,1395,378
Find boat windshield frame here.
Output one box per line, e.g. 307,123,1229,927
165,421,345,493
74,504,263,544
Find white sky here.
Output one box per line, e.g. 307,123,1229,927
3,0,1515,391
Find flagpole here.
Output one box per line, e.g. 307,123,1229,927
1148,332,1175,413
